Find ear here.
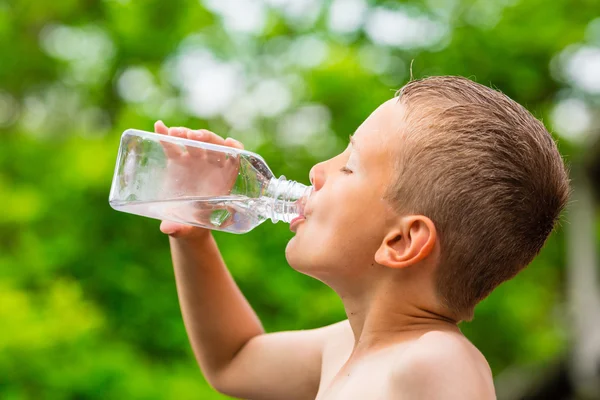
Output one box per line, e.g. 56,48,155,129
374,215,437,269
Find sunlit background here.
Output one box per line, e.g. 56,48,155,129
2,0,600,399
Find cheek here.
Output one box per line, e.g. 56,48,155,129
285,179,384,268
290,209,377,266
308,186,371,245
318,196,388,259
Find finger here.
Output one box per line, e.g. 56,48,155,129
196,129,226,146
185,129,208,158
160,220,179,235
224,137,245,150
167,127,190,156
168,127,188,139
156,122,183,158
204,148,226,167
188,129,226,163
154,120,169,135
221,138,242,168
160,220,209,239
161,220,198,237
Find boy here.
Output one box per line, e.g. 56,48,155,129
154,76,570,399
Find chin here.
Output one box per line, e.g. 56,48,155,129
285,236,316,275
285,236,334,283
284,236,303,270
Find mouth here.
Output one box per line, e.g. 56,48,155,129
290,216,306,232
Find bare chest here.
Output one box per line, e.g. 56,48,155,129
315,368,393,400
315,343,401,400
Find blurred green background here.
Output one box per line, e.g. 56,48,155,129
2,0,600,399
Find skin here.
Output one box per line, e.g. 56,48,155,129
154,98,497,400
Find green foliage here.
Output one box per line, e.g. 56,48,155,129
1,0,599,398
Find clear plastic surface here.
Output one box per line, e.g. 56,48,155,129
109,129,311,234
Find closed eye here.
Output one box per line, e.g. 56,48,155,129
340,166,353,174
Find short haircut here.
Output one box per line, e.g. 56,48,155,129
387,76,570,321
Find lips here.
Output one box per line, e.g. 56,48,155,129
290,201,311,232
290,216,305,232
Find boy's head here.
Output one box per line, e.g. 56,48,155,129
285,76,570,322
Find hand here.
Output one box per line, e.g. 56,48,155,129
154,120,245,239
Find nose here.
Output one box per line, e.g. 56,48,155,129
309,162,326,191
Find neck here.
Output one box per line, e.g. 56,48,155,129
333,270,460,355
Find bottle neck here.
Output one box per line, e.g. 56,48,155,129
265,176,312,223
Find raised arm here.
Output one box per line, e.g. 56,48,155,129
170,234,334,400
156,122,331,400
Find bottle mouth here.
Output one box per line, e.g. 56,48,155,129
296,186,313,218
266,177,313,223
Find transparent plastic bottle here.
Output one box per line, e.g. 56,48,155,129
108,129,312,234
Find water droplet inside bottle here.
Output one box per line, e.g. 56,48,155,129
210,209,231,227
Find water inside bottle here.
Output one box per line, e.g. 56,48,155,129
111,195,288,234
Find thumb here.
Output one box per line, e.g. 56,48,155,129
160,220,180,235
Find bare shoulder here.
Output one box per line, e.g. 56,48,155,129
319,319,353,343
392,330,496,400
320,319,354,355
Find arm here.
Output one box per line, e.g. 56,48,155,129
155,122,331,400
170,234,331,400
